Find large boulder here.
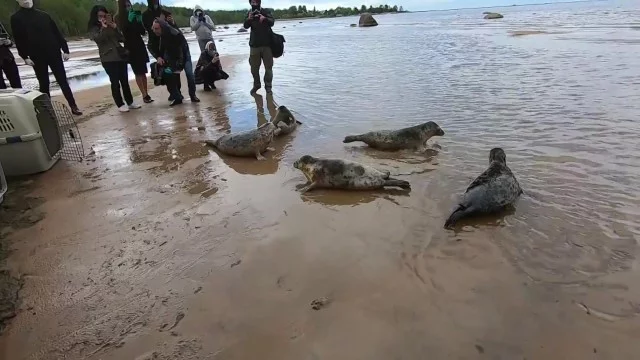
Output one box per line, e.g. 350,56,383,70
358,13,378,27
484,12,504,19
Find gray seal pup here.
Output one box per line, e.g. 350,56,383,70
293,155,410,193
272,105,302,136
205,122,281,160
343,121,445,151
444,148,523,229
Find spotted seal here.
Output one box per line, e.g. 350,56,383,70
293,155,410,192
205,121,281,160
444,148,523,229
343,121,445,151
272,105,302,136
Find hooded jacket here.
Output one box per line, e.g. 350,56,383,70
156,19,186,71
190,5,215,41
10,7,70,60
142,0,172,58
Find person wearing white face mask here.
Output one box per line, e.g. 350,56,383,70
10,0,82,115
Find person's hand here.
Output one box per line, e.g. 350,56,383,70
100,19,108,28
0,38,9,46
62,52,70,61
259,14,266,23
247,12,253,20
167,15,174,24
157,57,165,66
23,58,34,66
108,20,117,28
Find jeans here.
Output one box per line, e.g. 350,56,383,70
32,53,77,107
102,61,133,107
183,52,196,98
249,46,273,89
0,56,21,89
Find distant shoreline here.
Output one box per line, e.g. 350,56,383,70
408,0,596,13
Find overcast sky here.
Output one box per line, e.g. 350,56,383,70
161,0,575,11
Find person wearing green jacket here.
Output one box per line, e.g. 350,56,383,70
88,6,141,113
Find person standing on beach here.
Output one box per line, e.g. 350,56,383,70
244,0,275,94
118,0,153,104
10,0,82,115
190,5,216,92
0,21,21,90
190,6,216,52
151,19,189,107
88,6,141,113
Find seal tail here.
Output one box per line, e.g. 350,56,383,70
343,135,363,143
384,178,411,190
444,205,470,229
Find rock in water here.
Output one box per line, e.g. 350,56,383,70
237,28,248,33
359,13,378,27
350,24,357,27
484,12,504,19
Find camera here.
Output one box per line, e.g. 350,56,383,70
252,9,261,19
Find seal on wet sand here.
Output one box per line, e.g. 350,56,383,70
272,105,302,136
444,148,523,229
343,121,445,151
293,155,411,192
205,122,281,160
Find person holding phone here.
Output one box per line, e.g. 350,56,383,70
88,6,140,113
118,0,153,104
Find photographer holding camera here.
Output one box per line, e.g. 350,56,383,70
190,5,215,53
243,0,275,94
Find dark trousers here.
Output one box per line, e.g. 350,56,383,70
165,73,183,102
0,57,21,89
32,54,77,107
102,61,133,107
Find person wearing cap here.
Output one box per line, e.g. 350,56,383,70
243,0,275,94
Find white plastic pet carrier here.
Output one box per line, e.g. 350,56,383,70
0,89,84,176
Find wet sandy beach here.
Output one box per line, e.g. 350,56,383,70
2,2,640,359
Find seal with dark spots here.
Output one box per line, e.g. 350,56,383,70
272,105,302,136
343,121,445,151
444,148,523,229
205,122,281,160
293,155,410,192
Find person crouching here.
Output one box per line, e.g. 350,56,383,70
194,41,228,91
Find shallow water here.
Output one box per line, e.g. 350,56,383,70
2,1,640,358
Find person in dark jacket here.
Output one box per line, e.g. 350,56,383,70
88,6,140,113
10,0,82,115
151,19,188,106
118,0,153,104
243,0,275,94
194,41,229,91
0,21,21,89
142,0,171,65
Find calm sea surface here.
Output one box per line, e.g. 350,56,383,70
22,0,640,280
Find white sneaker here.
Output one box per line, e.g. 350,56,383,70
118,105,129,112
128,102,141,110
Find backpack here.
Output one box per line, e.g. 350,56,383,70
270,31,285,58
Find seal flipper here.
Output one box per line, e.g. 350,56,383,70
300,182,318,193
444,205,473,229
384,178,410,190
343,135,364,143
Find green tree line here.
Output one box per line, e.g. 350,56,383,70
0,1,404,39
